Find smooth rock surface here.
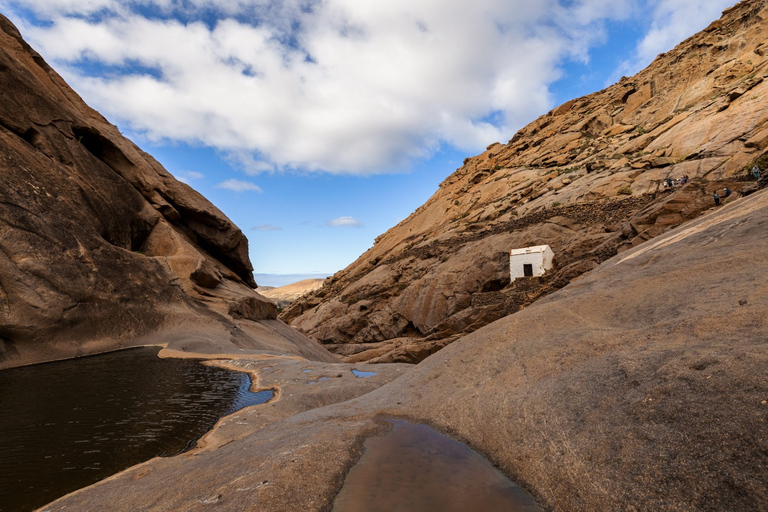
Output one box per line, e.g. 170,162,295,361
41,162,768,512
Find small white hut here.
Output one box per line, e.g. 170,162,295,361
510,245,554,281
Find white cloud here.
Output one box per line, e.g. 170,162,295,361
174,170,204,183
9,0,663,175
251,224,283,231
215,178,263,192
224,151,275,176
612,0,736,81
326,216,364,228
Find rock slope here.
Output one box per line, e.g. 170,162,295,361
42,152,768,512
284,0,768,363
0,14,335,368
257,279,326,308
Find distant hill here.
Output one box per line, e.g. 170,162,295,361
283,0,768,363
254,273,330,287
258,279,326,308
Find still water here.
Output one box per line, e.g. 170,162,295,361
333,420,543,512
0,347,273,512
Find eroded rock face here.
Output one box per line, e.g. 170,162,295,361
0,15,334,368
285,0,768,362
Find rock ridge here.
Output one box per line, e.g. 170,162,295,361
284,0,768,363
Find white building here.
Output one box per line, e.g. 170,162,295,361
510,245,554,281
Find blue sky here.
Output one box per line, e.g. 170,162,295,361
1,0,736,286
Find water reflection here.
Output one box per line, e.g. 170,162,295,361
333,420,543,512
0,347,272,512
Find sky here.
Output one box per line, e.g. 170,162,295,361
1,0,736,286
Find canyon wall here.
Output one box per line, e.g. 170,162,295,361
285,0,768,363
0,15,335,368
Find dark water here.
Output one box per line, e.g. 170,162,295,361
333,420,543,512
0,347,273,512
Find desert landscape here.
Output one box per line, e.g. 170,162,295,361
258,279,326,308
0,0,767,511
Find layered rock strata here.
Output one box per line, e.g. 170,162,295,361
284,0,768,363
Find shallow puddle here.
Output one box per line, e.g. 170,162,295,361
0,347,273,512
351,369,377,378
332,420,543,512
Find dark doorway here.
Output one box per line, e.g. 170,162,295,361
523,264,533,277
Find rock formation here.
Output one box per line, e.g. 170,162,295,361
0,14,335,368
8,2,768,511
42,141,768,512
284,0,768,363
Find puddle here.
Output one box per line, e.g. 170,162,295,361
332,420,543,512
303,369,313,373
351,369,377,378
308,377,329,384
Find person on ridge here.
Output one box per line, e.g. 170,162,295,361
752,165,761,180
723,187,732,198
713,191,721,206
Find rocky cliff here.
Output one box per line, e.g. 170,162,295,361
0,15,335,368
284,0,768,363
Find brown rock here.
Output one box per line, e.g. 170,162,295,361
603,124,635,136
0,14,333,368
651,156,675,167
45,174,768,512
228,296,279,321
745,126,768,150
20,5,768,512
284,0,768,362
190,259,222,289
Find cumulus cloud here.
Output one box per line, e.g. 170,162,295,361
10,0,686,175
215,178,263,192
251,224,283,231
326,216,364,228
